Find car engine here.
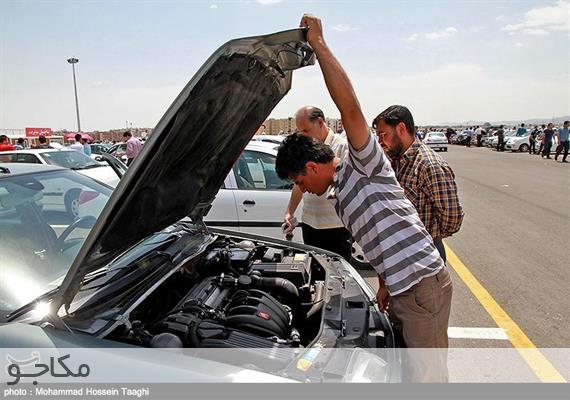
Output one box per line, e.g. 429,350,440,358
119,238,327,351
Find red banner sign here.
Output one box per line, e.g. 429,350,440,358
25,127,52,137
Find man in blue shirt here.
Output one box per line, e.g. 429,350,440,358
554,120,569,163
516,123,527,137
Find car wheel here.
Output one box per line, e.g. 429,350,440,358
64,189,81,219
519,144,529,153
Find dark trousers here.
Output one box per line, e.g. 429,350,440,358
497,138,504,151
476,135,481,147
529,140,536,154
555,141,569,161
543,141,552,158
301,223,352,261
127,158,134,166
433,237,447,263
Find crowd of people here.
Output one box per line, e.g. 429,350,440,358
0,131,145,164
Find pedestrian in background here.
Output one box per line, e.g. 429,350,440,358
554,120,569,163
542,123,555,159
81,138,92,156
529,126,539,155
474,126,483,147
70,133,85,153
373,105,464,263
283,106,351,260
123,131,143,166
496,125,505,152
516,123,527,137
0,135,15,152
14,138,25,150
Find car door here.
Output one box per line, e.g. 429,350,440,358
203,174,240,229
230,149,296,239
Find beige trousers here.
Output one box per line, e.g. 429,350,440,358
390,267,453,382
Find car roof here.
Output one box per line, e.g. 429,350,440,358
1,148,74,154
246,141,279,153
0,162,65,176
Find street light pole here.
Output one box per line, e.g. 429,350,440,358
67,57,81,132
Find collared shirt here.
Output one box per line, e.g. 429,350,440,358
391,138,463,239
83,143,92,156
70,142,85,153
558,127,569,142
126,137,143,159
328,133,443,295
302,128,347,229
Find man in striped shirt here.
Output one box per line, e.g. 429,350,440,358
283,106,351,260
276,14,452,382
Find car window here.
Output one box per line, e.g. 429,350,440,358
0,170,112,313
233,150,292,190
5,154,42,164
41,151,99,169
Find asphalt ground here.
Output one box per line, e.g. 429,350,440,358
360,143,569,381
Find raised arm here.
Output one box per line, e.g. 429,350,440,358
300,14,369,150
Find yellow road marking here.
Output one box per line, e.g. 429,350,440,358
444,242,566,383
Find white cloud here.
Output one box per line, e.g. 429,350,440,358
403,27,457,42
503,0,569,35
92,81,104,87
332,24,357,32
515,42,524,48
523,28,550,35
256,0,283,4
425,27,458,40
405,33,419,42
210,4,218,9
496,15,506,21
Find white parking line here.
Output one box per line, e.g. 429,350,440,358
448,327,509,340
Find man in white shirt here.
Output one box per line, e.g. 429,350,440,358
474,125,484,147
70,134,85,153
283,106,351,260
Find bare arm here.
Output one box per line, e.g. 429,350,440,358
285,185,303,225
300,14,369,150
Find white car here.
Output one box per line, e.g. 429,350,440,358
423,131,448,152
205,141,369,268
0,149,120,187
505,134,532,152
250,134,287,145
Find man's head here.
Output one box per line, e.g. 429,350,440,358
521,123,525,127
80,138,87,145
276,133,335,196
0,135,9,144
38,135,47,144
547,123,554,129
123,131,132,141
74,133,82,142
372,105,415,159
563,120,569,128
294,106,328,142
17,138,25,145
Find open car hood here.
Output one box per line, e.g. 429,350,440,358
52,28,314,312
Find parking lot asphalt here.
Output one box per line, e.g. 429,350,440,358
360,144,569,381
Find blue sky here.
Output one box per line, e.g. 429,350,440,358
1,0,569,131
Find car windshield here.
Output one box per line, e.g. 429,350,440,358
428,132,446,138
41,151,101,170
0,169,112,314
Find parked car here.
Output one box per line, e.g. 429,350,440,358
0,149,120,187
250,134,287,145
89,143,112,161
423,131,448,152
505,134,531,152
0,28,399,383
106,142,128,163
205,141,369,269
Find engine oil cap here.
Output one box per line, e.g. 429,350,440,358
256,311,271,320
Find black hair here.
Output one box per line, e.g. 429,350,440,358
38,136,47,144
564,120,569,125
0,135,9,143
275,133,334,180
75,133,82,141
123,131,132,137
17,138,25,144
372,105,415,135
307,107,325,123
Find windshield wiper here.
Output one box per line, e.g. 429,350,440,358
71,164,101,170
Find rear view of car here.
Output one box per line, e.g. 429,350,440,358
424,132,448,151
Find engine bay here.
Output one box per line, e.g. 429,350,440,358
108,237,331,350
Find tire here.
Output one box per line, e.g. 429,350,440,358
64,189,81,219
519,144,529,153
